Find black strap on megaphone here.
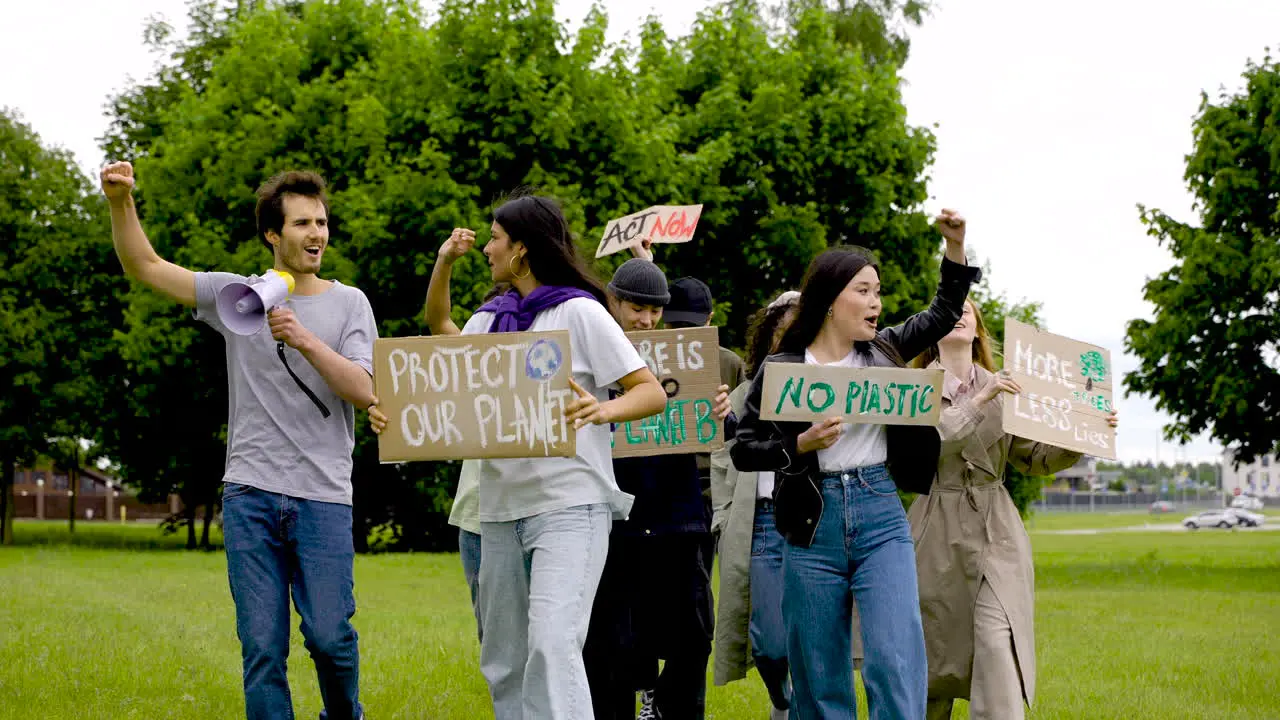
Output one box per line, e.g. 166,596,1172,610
277,341,332,419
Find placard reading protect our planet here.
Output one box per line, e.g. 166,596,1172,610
372,331,576,462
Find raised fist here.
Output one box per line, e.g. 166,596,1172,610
935,208,966,246
439,227,476,264
100,161,135,202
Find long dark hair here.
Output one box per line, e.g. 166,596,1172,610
492,193,606,303
777,245,883,356
746,294,800,379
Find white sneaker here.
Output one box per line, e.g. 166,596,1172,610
637,689,659,720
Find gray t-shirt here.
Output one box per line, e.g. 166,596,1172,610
194,272,377,505
461,297,645,523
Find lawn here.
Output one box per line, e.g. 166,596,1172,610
1025,509,1189,532
1,518,1276,720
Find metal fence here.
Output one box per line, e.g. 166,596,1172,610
1033,489,1228,513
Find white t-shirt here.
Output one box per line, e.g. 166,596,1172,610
805,349,889,473
461,297,645,523
757,471,776,500
447,460,481,534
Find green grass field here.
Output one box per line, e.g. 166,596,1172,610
2,518,1276,720
1026,509,1190,532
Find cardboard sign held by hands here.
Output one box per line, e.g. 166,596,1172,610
760,363,945,426
373,331,577,462
1001,319,1117,459
595,205,703,258
611,327,724,458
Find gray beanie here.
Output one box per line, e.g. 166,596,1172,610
607,259,671,306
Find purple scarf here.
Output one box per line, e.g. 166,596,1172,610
478,285,600,333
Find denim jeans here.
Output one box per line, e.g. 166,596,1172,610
221,483,363,720
781,465,926,720
749,501,790,712
479,504,612,720
459,528,483,642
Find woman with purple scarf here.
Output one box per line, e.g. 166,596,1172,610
374,194,665,719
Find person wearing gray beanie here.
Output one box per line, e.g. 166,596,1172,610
587,256,732,720
607,258,672,306
606,258,670,332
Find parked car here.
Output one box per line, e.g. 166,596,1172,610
1182,510,1239,529
1225,508,1265,527
1150,501,1176,514
1230,495,1265,511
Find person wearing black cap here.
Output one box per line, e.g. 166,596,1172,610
663,277,747,489
664,276,748,673
584,259,729,720
665,277,748,390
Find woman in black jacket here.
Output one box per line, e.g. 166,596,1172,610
730,210,980,720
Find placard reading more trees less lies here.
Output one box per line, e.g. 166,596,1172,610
1002,319,1117,459
611,327,724,458
760,364,945,426
372,331,576,462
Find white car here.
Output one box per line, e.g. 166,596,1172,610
1225,508,1265,527
1231,495,1265,511
1182,510,1239,529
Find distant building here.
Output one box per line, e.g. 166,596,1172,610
1049,456,1098,492
11,465,177,521
1222,450,1278,498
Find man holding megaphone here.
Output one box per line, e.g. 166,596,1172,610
102,162,378,720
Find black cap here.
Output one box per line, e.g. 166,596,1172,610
665,277,713,327
607,259,671,306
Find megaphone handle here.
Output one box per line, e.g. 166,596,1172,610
277,341,333,419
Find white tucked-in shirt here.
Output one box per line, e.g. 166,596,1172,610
805,349,889,473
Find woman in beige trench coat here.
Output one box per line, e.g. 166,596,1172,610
908,299,1117,720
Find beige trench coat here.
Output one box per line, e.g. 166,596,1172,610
907,364,1080,706
711,383,864,686
710,383,757,685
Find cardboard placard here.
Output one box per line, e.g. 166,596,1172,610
373,331,576,462
611,327,724,458
759,363,944,426
1001,319,1116,459
594,204,703,258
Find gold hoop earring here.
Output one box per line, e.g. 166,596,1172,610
508,255,531,281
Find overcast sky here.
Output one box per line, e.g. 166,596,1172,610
5,0,1277,465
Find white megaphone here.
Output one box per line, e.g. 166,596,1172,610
215,269,296,336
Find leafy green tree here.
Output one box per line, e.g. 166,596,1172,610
1126,52,1280,465
95,0,956,548
601,0,943,350
0,109,121,544
773,0,930,67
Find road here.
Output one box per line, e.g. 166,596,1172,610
1035,523,1279,535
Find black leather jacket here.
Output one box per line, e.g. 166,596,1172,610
730,257,982,547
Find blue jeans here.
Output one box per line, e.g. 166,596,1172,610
222,483,363,720
459,528,483,642
750,501,790,712
479,504,612,720
781,465,926,720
